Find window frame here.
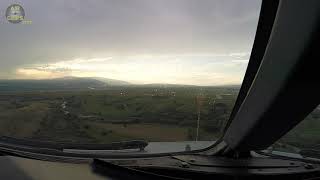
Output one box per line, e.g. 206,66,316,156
208,0,320,156
2,0,319,161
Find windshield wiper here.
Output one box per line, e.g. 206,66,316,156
0,136,148,152
62,140,148,151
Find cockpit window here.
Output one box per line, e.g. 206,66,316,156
0,0,261,152
267,105,320,159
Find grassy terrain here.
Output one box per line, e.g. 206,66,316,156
0,78,318,156
82,122,216,142
0,86,237,143
0,86,319,154
276,111,320,149
0,102,49,138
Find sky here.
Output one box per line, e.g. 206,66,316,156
0,0,261,85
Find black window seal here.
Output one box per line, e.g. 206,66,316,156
220,0,320,153
222,0,280,135
199,0,280,154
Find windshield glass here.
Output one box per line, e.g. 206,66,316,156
267,105,320,159
0,0,261,152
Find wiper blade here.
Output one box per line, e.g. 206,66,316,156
0,136,148,151
91,159,186,180
62,140,148,151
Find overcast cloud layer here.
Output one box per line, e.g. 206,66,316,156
0,0,261,85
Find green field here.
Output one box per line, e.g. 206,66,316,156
0,86,318,152
0,86,237,143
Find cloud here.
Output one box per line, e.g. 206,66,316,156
0,0,261,85
16,68,68,79
14,52,250,85
229,52,251,60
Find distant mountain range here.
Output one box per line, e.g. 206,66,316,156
0,77,129,92
0,76,240,92
88,77,131,86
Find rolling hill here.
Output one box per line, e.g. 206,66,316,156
0,77,130,92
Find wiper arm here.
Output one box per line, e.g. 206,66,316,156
63,140,148,151
0,136,148,151
91,159,186,180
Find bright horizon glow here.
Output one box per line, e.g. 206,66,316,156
14,53,249,86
